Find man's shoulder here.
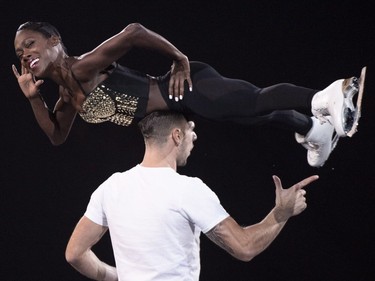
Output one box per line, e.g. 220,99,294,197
103,166,138,182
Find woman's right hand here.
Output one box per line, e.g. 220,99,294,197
168,55,193,101
12,64,44,99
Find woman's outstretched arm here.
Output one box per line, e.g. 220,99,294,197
73,23,193,99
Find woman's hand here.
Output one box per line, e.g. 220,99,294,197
12,64,44,99
168,55,193,101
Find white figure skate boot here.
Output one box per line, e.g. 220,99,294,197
311,66,366,137
295,116,339,167
311,77,360,137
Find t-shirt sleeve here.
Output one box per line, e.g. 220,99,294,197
181,177,229,233
84,183,108,227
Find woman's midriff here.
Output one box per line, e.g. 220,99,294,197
146,78,169,113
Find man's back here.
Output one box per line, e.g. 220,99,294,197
84,165,229,281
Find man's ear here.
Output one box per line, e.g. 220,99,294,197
172,128,182,146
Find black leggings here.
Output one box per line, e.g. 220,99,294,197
158,61,317,135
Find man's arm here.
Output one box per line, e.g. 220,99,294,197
65,216,118,281
206,175,318,261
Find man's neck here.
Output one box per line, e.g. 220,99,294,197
140,153,177,170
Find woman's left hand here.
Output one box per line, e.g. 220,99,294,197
168,56,193,101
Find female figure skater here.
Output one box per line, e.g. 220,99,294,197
13,21,358,167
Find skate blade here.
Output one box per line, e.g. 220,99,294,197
346,66,366,137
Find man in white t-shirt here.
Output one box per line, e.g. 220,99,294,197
65,110,318,281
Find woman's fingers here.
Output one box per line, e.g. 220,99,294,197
12,64,20,78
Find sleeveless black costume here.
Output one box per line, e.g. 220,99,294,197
79,61,317,135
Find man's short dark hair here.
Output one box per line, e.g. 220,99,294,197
138,111,187,142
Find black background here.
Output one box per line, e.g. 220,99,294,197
2,1,374,280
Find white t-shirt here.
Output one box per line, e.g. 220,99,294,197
85,165,229,281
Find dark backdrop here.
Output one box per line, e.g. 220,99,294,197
2,1,374,280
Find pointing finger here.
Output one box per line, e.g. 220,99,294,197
295,175,319,190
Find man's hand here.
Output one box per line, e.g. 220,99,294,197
273,175,319,222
